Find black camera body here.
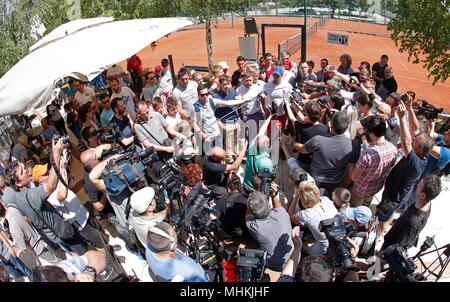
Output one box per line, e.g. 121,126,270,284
237,248,269,282
52,134,72,149
382,244,416,282
257,168,276,199
176,182,215,232
317,97,334,117
319,216,357,271
417,100,443,120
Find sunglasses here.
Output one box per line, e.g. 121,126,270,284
148,76,156,80
200,93,209,97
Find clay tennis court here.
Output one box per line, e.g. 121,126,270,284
123,16,449,111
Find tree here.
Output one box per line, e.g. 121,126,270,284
0,0,70,77
388,0,450,84
178,0,258,76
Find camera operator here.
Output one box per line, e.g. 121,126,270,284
88,152,128,230
145,222,208,282
288,181,339,256
214,173,249,238
421,118,450,177
282,111,360,196
3,141,85,255
34,149,107,256
129,187,167,248
202,140,247,200
381,174,441,252
32,249,106,282
375,101,434,249
245,189,294,273
277,227,361,282
109,97,137,148
243,115,274,194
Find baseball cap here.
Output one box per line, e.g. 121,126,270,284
217,61,229,70
272,66,284,77
155,65,163,72
345,206,372,225
32,164,48,182
161,58,169,67
130,187,155,214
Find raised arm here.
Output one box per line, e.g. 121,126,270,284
43,141,64,198
89,154,121,192
280,227,302,279
397,101,413,156
405,94,420,136
225,139,248,172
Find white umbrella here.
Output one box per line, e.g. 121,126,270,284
0,17,193,116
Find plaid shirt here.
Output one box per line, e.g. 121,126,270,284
354,141,398,196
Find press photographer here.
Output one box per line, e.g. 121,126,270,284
3,140,85,254
245,190,294,273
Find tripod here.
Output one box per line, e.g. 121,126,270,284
414,243,450,282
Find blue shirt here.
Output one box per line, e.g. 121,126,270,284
212,89,239,122
100,108,114,128
383,150,427,206
145,246,208,282
421,134,450,178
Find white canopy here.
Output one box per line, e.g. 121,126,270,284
0,17,193,116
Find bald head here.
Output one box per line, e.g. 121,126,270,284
211,147,226,162
377,103,391,121
80,149,97,172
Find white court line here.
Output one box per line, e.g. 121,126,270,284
396,74,450,88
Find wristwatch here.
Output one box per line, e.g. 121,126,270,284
83,265,98,279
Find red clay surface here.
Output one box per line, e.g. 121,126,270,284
120,16,449,111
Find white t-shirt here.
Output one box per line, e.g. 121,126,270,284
75,86,96,107
47,189,89,232
236,84,264,116
111,86,137,120
165,112,182,130
263,81,292,115
172,81,198,115
160,71,174,91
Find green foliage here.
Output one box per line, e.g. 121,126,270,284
388,0,450,84
0,0,70,77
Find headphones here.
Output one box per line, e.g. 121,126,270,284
148,226,177,252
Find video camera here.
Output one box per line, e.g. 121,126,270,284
52,134,72,150
381,244,416,282
97,125,127,155
257,168,276,200
417,100,443,120
175,182,215,233
237,248,269,282
319,215,357,271
101,146,159,198
317,97,335,118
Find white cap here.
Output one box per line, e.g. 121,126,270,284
130,187,155,214
218,61,229,69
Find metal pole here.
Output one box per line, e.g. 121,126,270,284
261,25,266,56
304,0,307,27
384,0,387,25
301,26,307,62
168,55,177,88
